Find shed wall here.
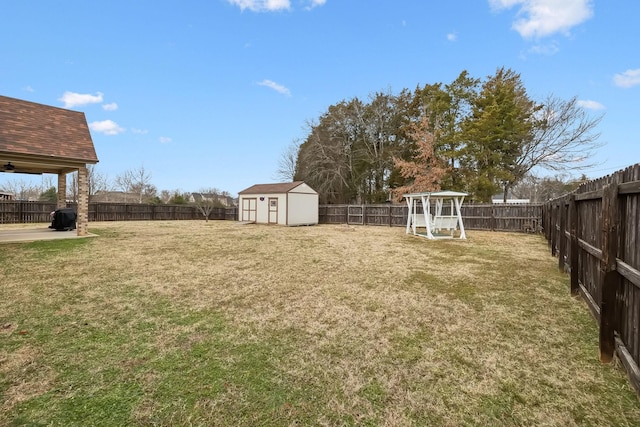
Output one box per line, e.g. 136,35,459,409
255,196,269,224
239,193,288,224
271,194,288,225
287,192,319,225
290,183,317,195
238,196,257,222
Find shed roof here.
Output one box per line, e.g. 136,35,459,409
0,95,98,174
239,181,308,195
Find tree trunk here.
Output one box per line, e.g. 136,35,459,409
503,183,510,203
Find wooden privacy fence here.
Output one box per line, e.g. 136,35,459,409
544,163,640,394
1,201,543,233
0,201,238,224
319,203,543,232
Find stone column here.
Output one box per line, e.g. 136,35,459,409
57,173,67,209
77,166,89,236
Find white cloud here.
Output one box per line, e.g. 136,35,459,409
489,0,593,39
24,85,34,93
159,137,172,144
306,0,326,9
59,91,104,108
227,0,290,12
89,120,124,135
577,99,605,110
258,79,291,96
102,102,118,111
447,32,457,42
613,68,640,88
131,128,148,135
228,0,324,12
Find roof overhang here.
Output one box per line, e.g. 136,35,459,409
0,152,97,175
0,95,99,176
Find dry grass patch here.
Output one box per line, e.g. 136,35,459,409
0,220,638,426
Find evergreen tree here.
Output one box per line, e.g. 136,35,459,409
39,186,58,202
461,67,537,202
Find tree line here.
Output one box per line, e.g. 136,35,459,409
0,164,233,207
283,67,602,204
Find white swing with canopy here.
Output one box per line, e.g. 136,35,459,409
404,191,468,239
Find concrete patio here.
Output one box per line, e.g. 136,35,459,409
0,225,96,244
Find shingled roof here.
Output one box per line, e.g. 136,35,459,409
0,95,98,174
238,181,307,194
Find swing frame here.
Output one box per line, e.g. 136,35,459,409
403,191,468,239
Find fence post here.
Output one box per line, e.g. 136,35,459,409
545,203,551,241
550,203,557,257
599,181,620,363
490,204,495,232
569,195,579,295
558,199,567,271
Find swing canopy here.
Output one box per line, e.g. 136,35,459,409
403,191,468,239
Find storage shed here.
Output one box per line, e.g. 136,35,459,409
238,181,318,226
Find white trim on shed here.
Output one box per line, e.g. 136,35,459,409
238,181,319,226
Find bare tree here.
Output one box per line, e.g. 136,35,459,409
160,189,172,204
67,173,78,203
354,90,407,203
115,165,155,203
275,139,300,181
512,173,588,203
516,95,603,179
0,178,40,200
88,165,110,199
114,170,133,202
193,188,222,222
38,176,56,193
295,115,359,203
294,92,410,203
67,165,110,202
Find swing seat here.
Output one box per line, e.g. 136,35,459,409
433,216,458,230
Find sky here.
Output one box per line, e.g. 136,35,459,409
1,0,639,196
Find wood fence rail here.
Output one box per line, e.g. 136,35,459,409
0,202,238,224
319,203,543,233
1,201,543,234
544,163,640,394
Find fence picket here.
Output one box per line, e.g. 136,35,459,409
0,201,238,223
544,163,640,394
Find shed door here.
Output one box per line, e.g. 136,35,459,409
241,198,257,222
268,198,278,224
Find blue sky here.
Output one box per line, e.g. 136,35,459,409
1,0,638,196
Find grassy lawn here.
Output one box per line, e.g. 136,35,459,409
1,220,639,426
